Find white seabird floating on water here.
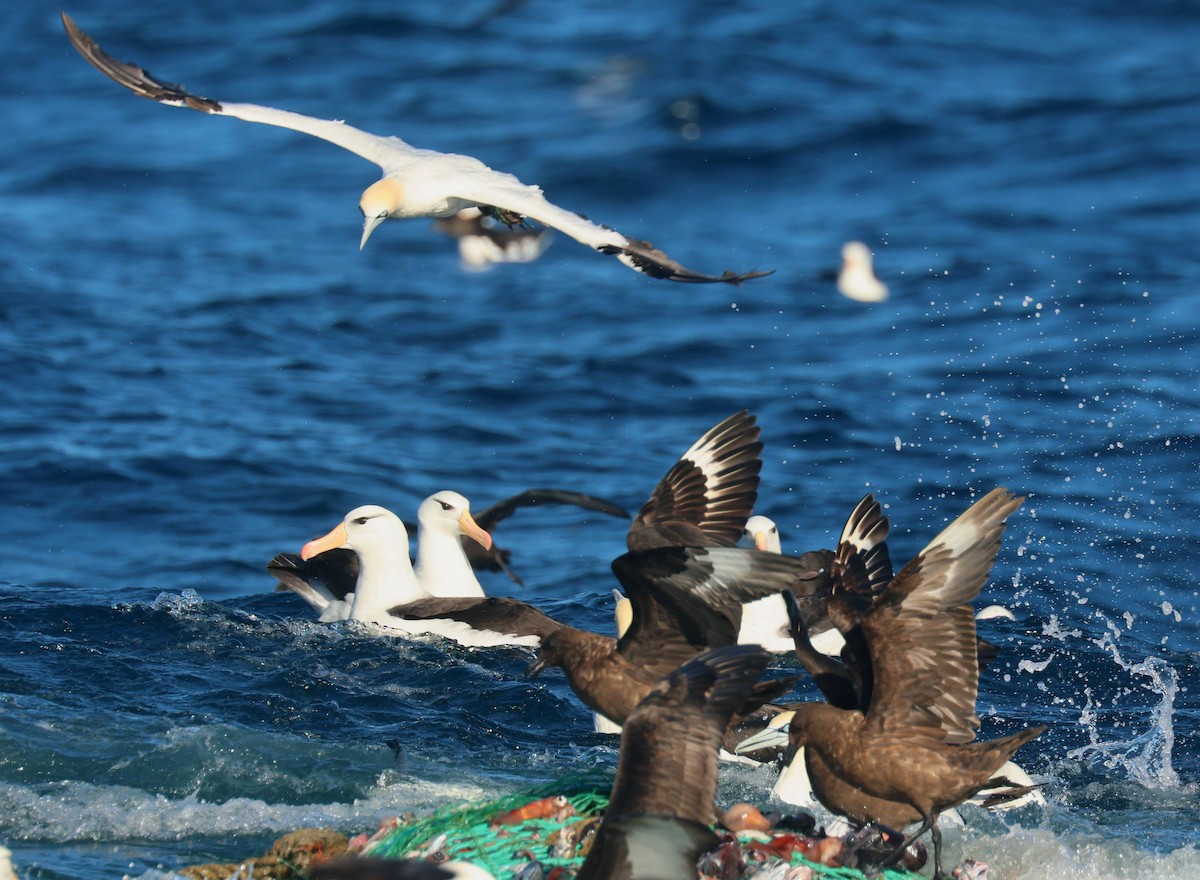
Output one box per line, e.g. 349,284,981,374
837,241,889,302
737,514,846,655
62,12,772,285
297,504,548,647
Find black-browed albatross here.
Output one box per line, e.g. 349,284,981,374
268,487,630,620
61,12,772,285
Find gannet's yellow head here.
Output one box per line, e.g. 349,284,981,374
358,179,405,249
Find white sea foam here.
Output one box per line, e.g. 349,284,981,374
0,774,488,843
957,825,1200,880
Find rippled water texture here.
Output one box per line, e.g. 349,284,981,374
2,1,1198,877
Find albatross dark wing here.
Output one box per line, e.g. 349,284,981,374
473,488,630,529
627,411,762,552
466,488,631,583
391,596,565,643
268,549,358,602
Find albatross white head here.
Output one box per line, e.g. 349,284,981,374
417,491,493,552
414,491,492,598
359,179,406,249
742,515,782,553
301,504,408,560
301,504,424,621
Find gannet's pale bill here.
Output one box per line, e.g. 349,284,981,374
62,12,773,285
359,179,403,250
361,213,386,250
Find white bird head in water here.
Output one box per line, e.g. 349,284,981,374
742,515,781,553
417,491,493,550
301,504,408,560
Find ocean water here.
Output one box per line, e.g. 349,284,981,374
2,0,1198,877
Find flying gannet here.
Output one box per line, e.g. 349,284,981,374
62,12,772,285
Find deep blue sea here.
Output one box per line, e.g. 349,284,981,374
2,1,1198,877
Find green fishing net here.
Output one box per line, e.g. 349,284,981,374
365,776,920,880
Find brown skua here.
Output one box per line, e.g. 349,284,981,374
769,488,1045,878
576,644,772,880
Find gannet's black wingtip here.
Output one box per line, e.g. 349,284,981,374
714,267,776,285
601,239,775,284
62,11,223,114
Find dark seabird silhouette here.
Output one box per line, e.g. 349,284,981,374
577,644,772,880
526,544,823,724
757,488,1045,878
392,412,829,710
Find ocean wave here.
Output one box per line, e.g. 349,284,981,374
0,774,489,843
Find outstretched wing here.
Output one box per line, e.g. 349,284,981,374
64,12,773,285
474,488,630,531
627,412,762,552
442,175,773,284
455,488,629,584
63,12,417,170
864,488,1024,745
611,545,829,678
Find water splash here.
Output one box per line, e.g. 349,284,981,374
148,589,206,614
1065,617,1179,789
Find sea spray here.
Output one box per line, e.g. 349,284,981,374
1066,617,1179,789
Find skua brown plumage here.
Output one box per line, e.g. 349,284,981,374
770,488,1045,878
576,644,772,880
528,545,828,725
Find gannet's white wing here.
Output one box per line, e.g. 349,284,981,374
62,11,411,170
442,174,773,283
63,11,773,284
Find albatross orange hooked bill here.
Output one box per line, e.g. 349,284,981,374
61,12,773,285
